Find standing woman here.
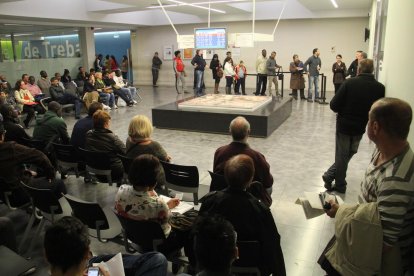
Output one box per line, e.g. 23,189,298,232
210,54,222,94
223,57,235,95
120,55,129,80
332,54,347,94
289,54,306,100
110,55,119,71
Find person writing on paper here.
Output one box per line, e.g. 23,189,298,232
320,98,414,275
115,154,196,260
44,216,168,276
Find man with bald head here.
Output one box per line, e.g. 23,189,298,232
213,116,274,194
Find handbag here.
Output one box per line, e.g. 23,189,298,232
216,68,224,79
277,68,284,80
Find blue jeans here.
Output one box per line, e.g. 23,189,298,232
323,132,362,189
195,70,205,97
89,252,168,276
98,92,109,106
308,75,319,100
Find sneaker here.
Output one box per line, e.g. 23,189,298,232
133,100,137,104
103,104,111,110
113,105,118,109
307,99,314,103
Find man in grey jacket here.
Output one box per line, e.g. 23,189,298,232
303,48,322,102
266,51,282,97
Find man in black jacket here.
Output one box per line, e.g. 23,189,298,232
49,77,82,119
200,154,286,276
347,51,367,78
0,104,31,144
191,50,206,97
322,59,385,193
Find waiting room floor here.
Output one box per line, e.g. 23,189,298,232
2,85,377,275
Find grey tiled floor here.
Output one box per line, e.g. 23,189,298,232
6,85,377,275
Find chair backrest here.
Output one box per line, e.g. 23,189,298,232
20,182,63,215
161,161,199,189
78,148,111,170
52,143,79,163
115,213,165,252
63,194,109,230
208,171,227,192
232,240,261,275
118,154,133,174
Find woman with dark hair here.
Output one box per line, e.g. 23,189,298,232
115,154,195,261
14,79,44,128
332,54,347,94
289,54,306,100
110,55,119,71
61,69,72,84
209,54,222,94
121,55,129,79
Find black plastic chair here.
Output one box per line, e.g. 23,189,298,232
0,177,30,211
78,148,113,185
117,154,133,184
115,213,188,273
39,96,52,111
19,182,71,253
232,241,262,276
160,161,200,205
52,143,81,178
21,137,46,152
208,171,227,192
63,194,121,242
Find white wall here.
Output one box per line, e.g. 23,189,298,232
381,0,414,142
132,17,369,92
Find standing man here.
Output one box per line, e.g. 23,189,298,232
151,52,162,87
303,48,322,102
267,51,282,97
322,59,385,193
348,50,367,78
191,50,206,97
324,98,414,275
37,70,51,95
255,49,268,96
173,50,187,94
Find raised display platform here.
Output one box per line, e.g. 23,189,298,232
152,94,292,137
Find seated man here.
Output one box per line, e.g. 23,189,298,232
49,77,82,119
200,154,286,276
102,70,134,107
0,118,66,207
71,102,103,149
44,216,168,276
214,116,274,194
37,70,51,95
33,101,70,145
26,76,45,102
0,104,31,145
113,69,137,104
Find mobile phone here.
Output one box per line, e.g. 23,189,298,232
88,267,99,276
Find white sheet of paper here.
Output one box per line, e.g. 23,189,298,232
104,252,124,276
159,195,194,214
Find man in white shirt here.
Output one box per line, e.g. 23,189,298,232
113,70,137,104
255,49,268,96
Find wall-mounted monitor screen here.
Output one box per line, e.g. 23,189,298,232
194,28,227,49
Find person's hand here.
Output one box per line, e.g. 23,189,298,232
98,264,111,276
166,155,172,162
167,198,180,209
325,199,339,218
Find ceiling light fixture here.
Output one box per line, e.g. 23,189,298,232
330,0,338,8
4,23,33,26
167,0,226,13
5,33,34,37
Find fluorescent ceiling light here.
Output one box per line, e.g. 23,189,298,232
4,23,33,26
5,33,34,37
330,0,338,8
147,4,177,9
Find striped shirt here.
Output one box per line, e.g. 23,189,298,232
360,145,414,268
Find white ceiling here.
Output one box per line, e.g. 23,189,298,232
0,0,373,36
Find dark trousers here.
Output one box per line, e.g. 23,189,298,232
334,83,342,94
323,132,362,189
256,74,267,95
292,89,305,98
152,69,159,85
57,93,82,117
235,78,246,94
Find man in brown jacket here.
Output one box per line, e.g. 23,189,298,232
213,116,274,194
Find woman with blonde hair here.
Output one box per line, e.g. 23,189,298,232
126,115,171,195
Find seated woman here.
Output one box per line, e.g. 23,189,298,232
126,115,171,194
115,154,194,259
14,79,44,128
85,110,125,183
82,77,103,110
94,72,115,109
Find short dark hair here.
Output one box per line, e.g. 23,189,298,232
78,66,83,71
44,216,90,274
370,98,412,140
224,154,255,190
92,110,111,129
313,48,318,54
50,77,57,82
174,50,181,57
336,54,342,58
88,102,103,117
21,73,28,80
193,215,237,272
40,70,47,78
48,101,62,113
128,154,161,188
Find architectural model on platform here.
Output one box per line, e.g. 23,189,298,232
178,94,272,112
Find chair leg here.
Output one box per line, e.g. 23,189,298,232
18,212,36,253
193,193,199,205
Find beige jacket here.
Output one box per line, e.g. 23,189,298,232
326,202,383,276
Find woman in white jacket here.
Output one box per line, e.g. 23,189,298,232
223,57,235,94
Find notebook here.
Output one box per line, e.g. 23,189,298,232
159,195,194,214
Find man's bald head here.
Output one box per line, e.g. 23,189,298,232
229,116,250,142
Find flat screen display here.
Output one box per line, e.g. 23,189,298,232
194,28,227,49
